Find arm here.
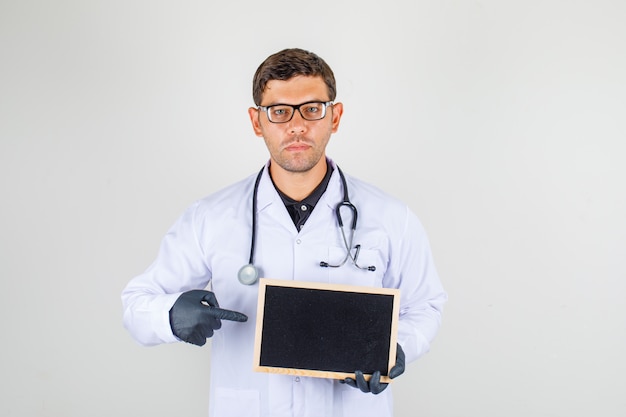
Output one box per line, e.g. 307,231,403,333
342,206,447,394
121,202,215,346
389,206,447,364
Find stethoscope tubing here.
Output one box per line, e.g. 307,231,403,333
238,165,374,285
247,167,265,266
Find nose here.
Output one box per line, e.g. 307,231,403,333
287,109,306,134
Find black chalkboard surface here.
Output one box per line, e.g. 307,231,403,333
253,279,400,382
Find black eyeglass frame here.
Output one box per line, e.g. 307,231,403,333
257,101,333,123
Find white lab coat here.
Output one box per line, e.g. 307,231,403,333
122,159,447,417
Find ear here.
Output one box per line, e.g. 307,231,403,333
330,102,343,133
248,107,263,137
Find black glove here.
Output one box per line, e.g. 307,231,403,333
169,290,248,346
341,343,405,395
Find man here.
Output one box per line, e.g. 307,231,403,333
122,48,447,417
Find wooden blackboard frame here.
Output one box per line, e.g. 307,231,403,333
253,278,400,383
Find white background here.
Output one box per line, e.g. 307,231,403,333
1,0,625,416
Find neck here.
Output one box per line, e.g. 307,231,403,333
269,159,328,201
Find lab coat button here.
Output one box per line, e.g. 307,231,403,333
296,239,302,244
295,377,300,382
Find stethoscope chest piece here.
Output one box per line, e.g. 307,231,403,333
238,264,259,285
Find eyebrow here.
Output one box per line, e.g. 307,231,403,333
260,100,329,107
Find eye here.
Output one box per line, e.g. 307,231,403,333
272,108,288,116
269,106,293,121
302,103,322,115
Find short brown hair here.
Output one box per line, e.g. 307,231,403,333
252,48,337,106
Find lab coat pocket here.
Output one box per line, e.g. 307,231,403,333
326,246,385,287
214,387,260,417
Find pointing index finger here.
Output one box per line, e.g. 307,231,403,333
208,306,248,322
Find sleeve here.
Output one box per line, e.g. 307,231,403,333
384,206,448,364
121,201,212,346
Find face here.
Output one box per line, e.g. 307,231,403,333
248,75,343,175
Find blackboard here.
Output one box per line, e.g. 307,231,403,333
253,279,400,382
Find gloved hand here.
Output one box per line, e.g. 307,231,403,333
341,343,405,395
169,290,248,346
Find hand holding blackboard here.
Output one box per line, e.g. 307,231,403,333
341,344,405,394
169,290,248,346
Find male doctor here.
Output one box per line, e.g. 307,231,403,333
122,48,447,417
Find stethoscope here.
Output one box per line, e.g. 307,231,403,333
237,166,376,285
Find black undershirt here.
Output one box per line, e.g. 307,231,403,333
273,161,334,231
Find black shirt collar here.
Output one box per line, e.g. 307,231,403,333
272,160,334,230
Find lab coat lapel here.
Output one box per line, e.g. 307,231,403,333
255,167,294,235
253,161,345,233
295,165,344,237
321,166,344,212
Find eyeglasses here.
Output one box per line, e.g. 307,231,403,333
258,101,333,123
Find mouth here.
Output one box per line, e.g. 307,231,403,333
283,140,312,152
